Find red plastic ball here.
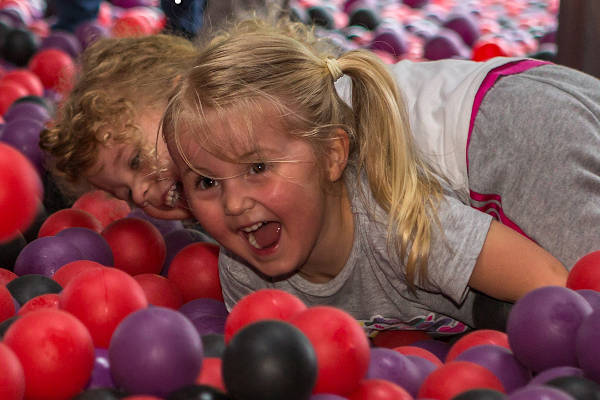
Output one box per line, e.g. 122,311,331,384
348,379,413,400
445,329,510,362
0,268,18,285
133,273,184,309
28,48,76,93
102,217,166,276
167,242,222,303
17,293,60,316
0,80,28,115
224,288,307,344
291,306,371,396
0,342,25,400
372,329,431,348
471,38,510,61
0,283,16,323
196,357,225,391
393,345,444,367
111,14,154,37
3,309,95,400
567,250,600,291
0,142,43,242
38,208,103,237
417,361,505,400
59,267,148,348
0,69,44,96
53,260,105,288
72,190,131,228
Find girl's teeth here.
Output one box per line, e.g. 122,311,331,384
247,232,262,249
166,183,178,208
243,222,264,233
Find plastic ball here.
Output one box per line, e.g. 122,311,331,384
394,345,444,367
52,259,105,287
40,30,82,59
72,190,131,229
366,347,423,397
179,298,228,336
102,217,166,276
201,334,226,358
0,315,19,338
418,361,505,400
443,13,481,47
28,48,76,93
3,309,95,400
0,283,15,322
472,292,513,331
222,319,317,400
567,250,600,291
455,344,532,393
528,366,585,386
59,267,148,348
17,292,59,315
56,227,114,266
446,330,510,362
369,27,407,58
0,267,18,284
424,28,471,60
196,357,225,392
0,69,44,97
546,376,600,400
1,27,38,66
167,242,221,302
307,6,335,29
224,288,306,343
13,235,83,276
372,329,431,348
73,388,124,400
349,6,380,30
74,21,110,49
348,378,413,400
38,208,103,237
577,289,600,311
0,118,45,172
127,207,184,237
507,286,593,372
111,13,154,37
405,354,438,389
291,306,371,396
575,309,600,383
162,228,210,275
472,37,510,61
403,0,429,8
0,79,28,116
3,100,50,123
412,338,452,361
87,347,115,390
109,306,204,397
0,342,25,400
134,273,184,309
451,388,506,400
6,274,62,305
166,384,231,400
507,385,574,400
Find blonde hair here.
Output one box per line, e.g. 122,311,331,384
39,34,199,196
163,18,444,286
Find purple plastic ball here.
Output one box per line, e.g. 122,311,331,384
40,31,82,59
507,385,575,400
14,236,83,277
369,27,408,58
456,344,531,393
424,28,471,60
405,354,438,388
3,101,51,124
56,227,114,266
310,395,348,400
507,286,593,372
109,306,204,397
127,208,184,237
0,118,45,173
528,366,584,386
162,228,210,275
179,298,228,336
576,289,600,311
411,339,451,362
443,13,481,47
366,347,422,397
111,0,154,8
403,0,430,8
86,348,115,390
575,309,600,383
74,21,109,49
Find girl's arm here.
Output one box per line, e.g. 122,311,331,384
468,220,568,302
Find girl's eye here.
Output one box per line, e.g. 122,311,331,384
250,162,267,174
129,152,141,170
195,176,218,190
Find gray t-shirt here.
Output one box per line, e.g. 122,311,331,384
219,170,492,336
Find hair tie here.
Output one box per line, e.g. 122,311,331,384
324,57,343,82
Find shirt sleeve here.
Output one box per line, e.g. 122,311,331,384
420,193,493,304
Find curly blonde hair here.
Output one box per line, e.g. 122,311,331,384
39,34,199,197
162,17,445,286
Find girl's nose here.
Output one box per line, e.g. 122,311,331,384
222,180,254,216
130,179,151,207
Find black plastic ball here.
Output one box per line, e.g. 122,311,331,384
1,27,38,66
6,274,63,306
546,376,600,400
202,333,226,358
167,384,232,400
349,8,381,31
222,320,317,400
307,6,335,29
72,388,126,400
451,388,507,400
0,315,19,339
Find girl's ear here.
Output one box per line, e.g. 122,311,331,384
325,128,349,182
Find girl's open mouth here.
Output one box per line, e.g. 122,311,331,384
241,221,282,252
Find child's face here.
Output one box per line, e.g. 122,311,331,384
86,110,191,220
170,112,352,280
